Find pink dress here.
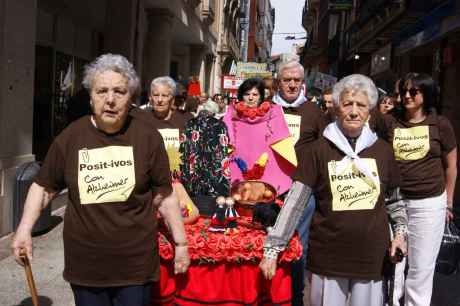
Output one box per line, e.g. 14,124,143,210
223,103,294,195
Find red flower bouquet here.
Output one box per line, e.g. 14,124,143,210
158,217,302,263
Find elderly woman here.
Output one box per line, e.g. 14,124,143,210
11,54,190,306
223,77,294,195
141,76,193,174
260,74,408,306
385,73,457,306
142,76,193,131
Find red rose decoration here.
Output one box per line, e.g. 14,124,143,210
188,153,196,174
259,101,271,112
221,158,231,178
179,133,186,143
246,108,257,119
157,217,302,263
191,130,200,142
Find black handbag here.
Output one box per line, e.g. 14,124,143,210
436,221,460,275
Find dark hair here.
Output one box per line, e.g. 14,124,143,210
399,72,439,113
184,96,199,113
237,78,265,103
323,87,333,95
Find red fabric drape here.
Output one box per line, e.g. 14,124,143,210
152,262,292,306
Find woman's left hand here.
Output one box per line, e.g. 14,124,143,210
390,234,407,263
446,206,454,223
174,245,190,274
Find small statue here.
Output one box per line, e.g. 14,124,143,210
209,196,227,232
225,197,239,234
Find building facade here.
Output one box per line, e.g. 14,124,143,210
0,0,244,237
247,0,275,62
300,0,460,205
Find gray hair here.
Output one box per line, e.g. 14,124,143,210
332,74,378,109
82,54,140,96
150,76,177,94
277,61,305,79
199,100,219,115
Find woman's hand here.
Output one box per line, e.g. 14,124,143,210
259,257,277,280
446,206,454,223
390,234,407,263
11,228,33,266
174,245,190,274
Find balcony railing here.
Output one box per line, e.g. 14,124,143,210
201,0,215,23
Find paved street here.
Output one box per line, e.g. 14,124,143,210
0,207,74,306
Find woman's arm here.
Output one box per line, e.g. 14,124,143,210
157,192,190,274
260,181,312,279
444,148,457,219
11,183,57,265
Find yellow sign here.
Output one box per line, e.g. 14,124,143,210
78,146,135,204
328,159,380,211
283,113,301,144
393,126,429,160
158,128,181,171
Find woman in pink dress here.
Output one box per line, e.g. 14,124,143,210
223,78,294,195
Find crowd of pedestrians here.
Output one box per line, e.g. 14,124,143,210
11,52,456,306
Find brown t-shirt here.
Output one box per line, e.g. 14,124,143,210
35,110,172,287
293,138,400,279
281,102,327,154
150,110,193,133
382,112,456,199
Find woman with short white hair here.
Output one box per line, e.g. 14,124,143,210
12,54,190,306
261,74,408,306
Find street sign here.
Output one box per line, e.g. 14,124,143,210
236,62,271,78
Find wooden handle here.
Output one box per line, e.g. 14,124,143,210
20,250,40,306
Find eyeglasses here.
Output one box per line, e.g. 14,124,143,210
401,88,421,97
281,78,303,84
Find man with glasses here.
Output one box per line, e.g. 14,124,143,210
271,61,327,306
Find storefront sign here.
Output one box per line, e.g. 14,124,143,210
222,75,244,90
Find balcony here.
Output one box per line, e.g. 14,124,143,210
345,0,430,57
219,31,240,58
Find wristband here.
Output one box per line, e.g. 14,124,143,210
263,247,280,260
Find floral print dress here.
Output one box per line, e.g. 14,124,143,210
180,111,231,197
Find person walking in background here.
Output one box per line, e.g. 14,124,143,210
382,73,457,306
378,95,395,115
187,75,201,97
141,76,193,133
11,54,189,306
322,87,335,121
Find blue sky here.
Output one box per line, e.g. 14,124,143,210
270,0,307,55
